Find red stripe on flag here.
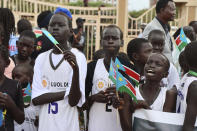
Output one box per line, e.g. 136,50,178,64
125,79,136,96
175,36,181,46
34,30,42,34
123,66,140,82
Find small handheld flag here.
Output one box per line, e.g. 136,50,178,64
42,29,59,45
115,58,125,71
174,28,189,51
34,29,43,38
116,71,127,90
109,59,117,84
24,83,32,96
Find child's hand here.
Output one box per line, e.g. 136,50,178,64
0,92,14,110
133,100,151,110
105,87,116,100
92,91,108,103
63,50,79,71
112,96,124,109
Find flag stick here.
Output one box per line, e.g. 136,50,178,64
54,44,76,66
116,90,120,125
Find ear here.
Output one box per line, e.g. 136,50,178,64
132,53,139,61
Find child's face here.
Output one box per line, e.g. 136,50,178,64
17,36,34,60
48,14,71,43
138,42,153,65
144,53,168,81
150,34,165,53
101,27,122,56
12,68,30,84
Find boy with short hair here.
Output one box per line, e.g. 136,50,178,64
86,25,125,131
0,44,24,131
12,64,39,131
148,29,180,89
32,12,87,131
12,30,35,65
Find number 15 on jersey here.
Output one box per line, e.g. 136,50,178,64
48,102,58,114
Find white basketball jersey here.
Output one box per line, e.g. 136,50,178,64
88,58,122,131
176,73,197,113
136,87,167,111
38,50,80,131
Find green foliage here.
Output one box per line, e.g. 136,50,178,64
129,9,148,18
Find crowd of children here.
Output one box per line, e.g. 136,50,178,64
0,0,197,130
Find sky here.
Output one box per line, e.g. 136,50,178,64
128,0,150,11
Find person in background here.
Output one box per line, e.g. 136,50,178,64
0,17,15,79
17,19,32,35
11,30,36,66
0,8,18,56
31,10,54,60
12,64,39,131
142,0,176,62
72,18,86,53
0,44,24,131
189,21,197,38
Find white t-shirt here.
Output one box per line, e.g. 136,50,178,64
14,104,39,131
32,48,87,131
88,58,122,131
161,63,180,89
176,73,197,113
136,86,167,111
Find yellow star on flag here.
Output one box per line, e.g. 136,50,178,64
119,77,122,81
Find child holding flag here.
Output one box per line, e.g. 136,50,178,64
85,25,124,131
12,64,39,131
115,53,177,131
31,11,87,131
0,44,24,131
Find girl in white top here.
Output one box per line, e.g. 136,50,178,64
134,53,177,112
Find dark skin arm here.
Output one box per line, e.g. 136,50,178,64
64,51,81,107
182,81,197,131
112,93,134,131
163,86,177,112
33,51,81,107
0,92,24,124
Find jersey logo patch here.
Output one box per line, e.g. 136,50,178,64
96,79,107,91
41,75,50,89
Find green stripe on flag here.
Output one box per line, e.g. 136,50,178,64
119,86,137,103
178,42,187,51
109,76,116,84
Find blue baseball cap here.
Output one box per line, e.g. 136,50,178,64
54,7,72,19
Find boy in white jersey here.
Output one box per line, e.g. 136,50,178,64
31,11,87,131
85,25,124,131
148,30,180,89
179,42,197,131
